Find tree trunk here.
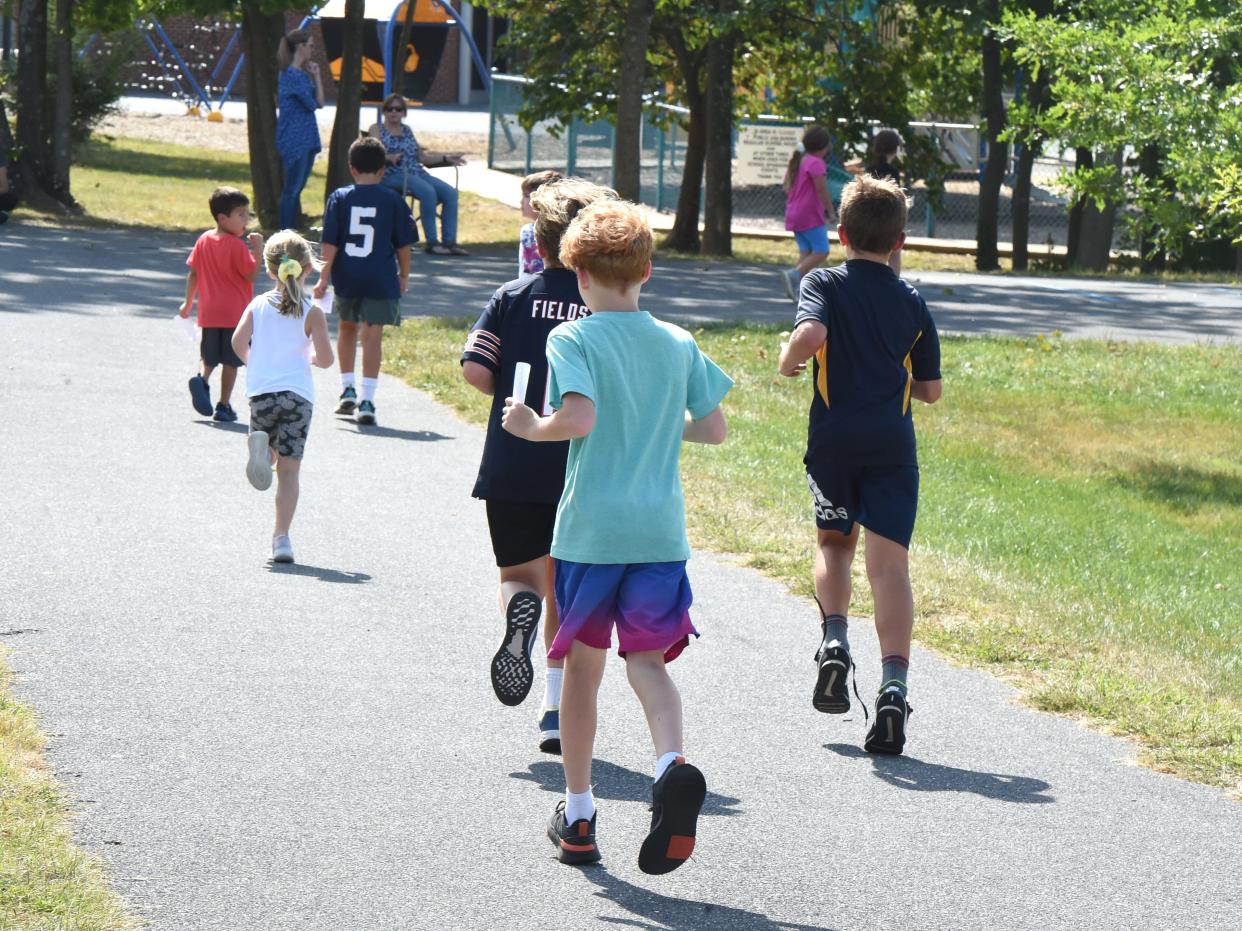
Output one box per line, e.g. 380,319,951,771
660,26,705,253
613,0,655,201
1010,71,1047,272
975,6,1007,272
1137,143,1166,272
701,14,735,257
241,1,287,230
16,0,50,194
326,0,366,198
1074,149,1122,272
1066,146,1092,266
50,0,75,205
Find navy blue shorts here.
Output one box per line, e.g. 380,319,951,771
805,456,919,548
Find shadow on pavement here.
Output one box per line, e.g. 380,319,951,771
335,423,453,442
265,563,372,584
511,758,742,816
824,743,1055,804
585,869,838,931
194,420,248,434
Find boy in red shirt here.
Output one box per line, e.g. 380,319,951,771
179,187,264,421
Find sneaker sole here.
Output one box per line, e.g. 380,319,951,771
356,411,376,425
335,401,357,415
538,733,561,755
272,549,295,564
491,591,541,706
189,376,212,417
546,823,601,865
638,764,706,875
812,658,851,713
246,431,273,491
864,706,908,755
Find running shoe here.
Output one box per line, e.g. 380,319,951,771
638,757,705,875
245,430,273,491
335,385,357,415
356,400,377,426
188,374,212,417
213,402,238,423
490,591,541,706
538,706,561,754
271,534,295,564
864,687,912,756
547,800,600,865
782,268,800,301
812,641,854,714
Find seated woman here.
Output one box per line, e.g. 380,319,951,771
368,93,468,256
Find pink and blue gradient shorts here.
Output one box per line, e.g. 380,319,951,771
550,560,697,663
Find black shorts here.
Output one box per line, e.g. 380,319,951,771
201,326,244,368
805,456,919,548
485,499,557,568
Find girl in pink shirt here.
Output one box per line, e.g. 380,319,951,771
782,125,839,301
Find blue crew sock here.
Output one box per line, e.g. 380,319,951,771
880,654,909,696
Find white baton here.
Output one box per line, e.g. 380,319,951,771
512,361,531,405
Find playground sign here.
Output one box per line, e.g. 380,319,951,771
733,124,802,186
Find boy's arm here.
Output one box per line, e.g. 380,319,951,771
230,309,253,363
910,378,942,404
305,306,335,368
779,320,827,376
683,407,727,445
178,269,197,317
461,361,496,395
502,392,595,442
313,243,336,299
396,245,411,295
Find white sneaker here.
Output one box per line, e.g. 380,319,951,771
272,535,295,564
783,268,801,302
246,431,273,491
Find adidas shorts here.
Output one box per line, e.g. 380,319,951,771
804,456,919,548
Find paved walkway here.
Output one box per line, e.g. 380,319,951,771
0,223,1240,930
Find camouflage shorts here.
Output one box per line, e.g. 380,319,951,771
249,391,312,460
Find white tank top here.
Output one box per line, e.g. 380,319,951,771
244,291,315,403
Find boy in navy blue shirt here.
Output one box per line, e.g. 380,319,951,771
778,173,942,756
314,135,417,426
461,179,614,753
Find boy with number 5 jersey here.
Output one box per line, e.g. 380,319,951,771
314,135,418,426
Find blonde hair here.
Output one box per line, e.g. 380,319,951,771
521,169,563,198
277,29,312,71
558,199,653,288
264,230,315,317
531,178,615,268
838,174,909,253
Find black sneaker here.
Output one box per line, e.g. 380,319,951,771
188,374,212,417
547,800,601,865
638,757,705,875
812,639,854,714
490,591,540,706
537,706,561,754
356,400,376,426
213,402,238,423
335,385,357,415
864,688,912,755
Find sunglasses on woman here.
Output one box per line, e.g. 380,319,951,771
384,106,405,113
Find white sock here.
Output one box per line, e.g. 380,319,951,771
565,787,595,824
542,667,564,711
655,750,683,782
341,371,355,388
361,377,378,402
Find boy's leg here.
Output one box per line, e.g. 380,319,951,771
812,525,859,713
491,556,546,706
360,322,384,380
624,651,684,763
814,525,859,618
862,529,914,755
219,365,237,406
539,556,564,750
561,640,606,795
337,320,359,377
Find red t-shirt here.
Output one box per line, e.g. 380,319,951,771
187,231,257,328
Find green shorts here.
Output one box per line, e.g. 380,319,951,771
335,296,402,327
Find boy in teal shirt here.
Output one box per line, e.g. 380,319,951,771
502,200,732,875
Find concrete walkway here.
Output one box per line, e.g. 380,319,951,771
0,222,1240,930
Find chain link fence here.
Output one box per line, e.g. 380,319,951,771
489,73,1073,248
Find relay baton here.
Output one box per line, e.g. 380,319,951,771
512,361,531,405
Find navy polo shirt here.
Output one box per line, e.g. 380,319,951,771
461,268,591,503
794,260,941,466
322,184,417,299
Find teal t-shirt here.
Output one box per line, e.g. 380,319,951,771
546,311,733,564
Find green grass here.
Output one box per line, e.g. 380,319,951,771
386,319,1242,794
0,653,137,930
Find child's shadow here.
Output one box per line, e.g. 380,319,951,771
337,422,452,442
266,562,372,584
511,758,742,816
824,743,1055,804
195,420,248,434
585,868,838,931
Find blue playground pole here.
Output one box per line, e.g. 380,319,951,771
210,29,240,83
140,30,193,105
150,20,212,111
431,0,492,92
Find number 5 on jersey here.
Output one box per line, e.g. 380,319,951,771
346,206,376,257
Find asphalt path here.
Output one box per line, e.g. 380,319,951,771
1,222,1240,930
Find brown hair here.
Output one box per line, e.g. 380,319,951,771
208,186,249,222
559,198,652,288
785,124,833,191
277,29,311,71
381,93,407,114
838,174,909,254
349,134,387,174
264,230,316,317
521,169,563,198
530,179,615,268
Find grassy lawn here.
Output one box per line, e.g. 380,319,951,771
386,320,1242,794
0,654,136,930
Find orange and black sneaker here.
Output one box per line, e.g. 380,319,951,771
547,801,601,866
638,757,706,875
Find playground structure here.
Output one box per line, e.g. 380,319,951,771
124,1,491,118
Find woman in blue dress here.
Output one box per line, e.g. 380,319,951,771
275,29,325,230
367,93,468,255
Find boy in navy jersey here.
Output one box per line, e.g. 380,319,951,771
314,135,417,426
461,179,614,753
778,174,942,756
